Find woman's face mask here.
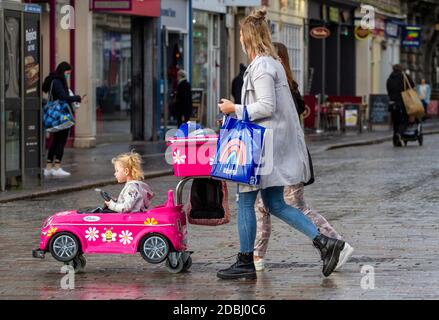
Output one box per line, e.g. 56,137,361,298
64,73,71,80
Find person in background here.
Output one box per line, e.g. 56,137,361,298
417,78,431,119
231,63,247,104
42,61,83,177
175,70,193,128
386,64,415,147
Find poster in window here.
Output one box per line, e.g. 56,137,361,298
24,18,40,97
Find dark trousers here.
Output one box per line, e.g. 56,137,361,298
47,129,70,163
390,102,408,136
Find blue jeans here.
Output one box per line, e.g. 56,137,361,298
238,186,319,253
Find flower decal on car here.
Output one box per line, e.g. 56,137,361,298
173,150,186,165
144,218,158,226
85,227,100,242
47,227,58,238
119,230,134,245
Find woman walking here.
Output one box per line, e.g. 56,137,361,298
217,8,345,280
42,62,83,177
253,42,354,272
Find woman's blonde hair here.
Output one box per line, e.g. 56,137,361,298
112,151,144,181
240,8,278,59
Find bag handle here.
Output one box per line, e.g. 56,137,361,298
402,72,412,91
243,105,250,122
48,81,54,102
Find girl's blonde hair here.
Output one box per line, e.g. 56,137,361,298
240,8,278,60
112,151,144,181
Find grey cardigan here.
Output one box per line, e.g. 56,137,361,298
108,181,154,213
234,55,311,192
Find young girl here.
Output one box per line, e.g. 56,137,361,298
105,151,155,213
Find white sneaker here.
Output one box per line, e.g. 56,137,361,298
334,242,354,271
44,168,53,177
52,168,71,177
254,258,265,271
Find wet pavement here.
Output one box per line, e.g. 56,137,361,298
1,133,439,299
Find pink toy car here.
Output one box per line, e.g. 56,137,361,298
32,190,192,273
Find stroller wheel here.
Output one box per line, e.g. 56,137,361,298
165,256,185,273
418,134,423,146
404,140,407,147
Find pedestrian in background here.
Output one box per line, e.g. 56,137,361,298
175,69,193,128
217,8,345,280
386,64,415,147
231,63,247,104
417,78,431,119
42,61,83,177
253,42,354,272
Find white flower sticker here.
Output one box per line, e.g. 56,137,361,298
85,227,100,242
119,230,134,245
173,150,186,165
209,157,215,166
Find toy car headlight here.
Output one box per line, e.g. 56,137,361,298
42,216,54,228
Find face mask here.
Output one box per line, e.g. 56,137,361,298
65,73,70,80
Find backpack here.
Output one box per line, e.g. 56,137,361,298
186,178,230,226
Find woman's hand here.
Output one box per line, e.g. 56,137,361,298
104,200,111,208
218,99,236,115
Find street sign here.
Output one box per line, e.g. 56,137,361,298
401,25,422,48
310,27,330,39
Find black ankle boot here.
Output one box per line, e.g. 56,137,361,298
313,234,345,277
217,252,257,280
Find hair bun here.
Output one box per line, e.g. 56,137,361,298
251,8,267,20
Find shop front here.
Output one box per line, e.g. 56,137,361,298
29,0,160,147
160,0,191,131
307,0,357,98
192,0,228,128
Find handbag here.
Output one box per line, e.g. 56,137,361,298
211,106,266,186
186,178,230,226
401,73,425,118
304,148,315,186
43,82,75,132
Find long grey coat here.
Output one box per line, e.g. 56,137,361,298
234,55,310,193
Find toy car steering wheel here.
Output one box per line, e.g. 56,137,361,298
95,188,113,202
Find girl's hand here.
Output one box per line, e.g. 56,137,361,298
218,99,236,115
104,200,111,208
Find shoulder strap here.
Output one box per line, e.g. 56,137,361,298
48,81,54,101
402,72,412,91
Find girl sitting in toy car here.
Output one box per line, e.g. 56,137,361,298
103,151,155,213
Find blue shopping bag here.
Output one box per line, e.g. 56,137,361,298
43,100,75,133
43,82,75,133
211,107,266,186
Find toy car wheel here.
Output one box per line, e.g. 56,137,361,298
140,234,170,264
78,255,87,270
183,256,192,271
50,232,79,263
165,256,185,273
64,256,82,273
